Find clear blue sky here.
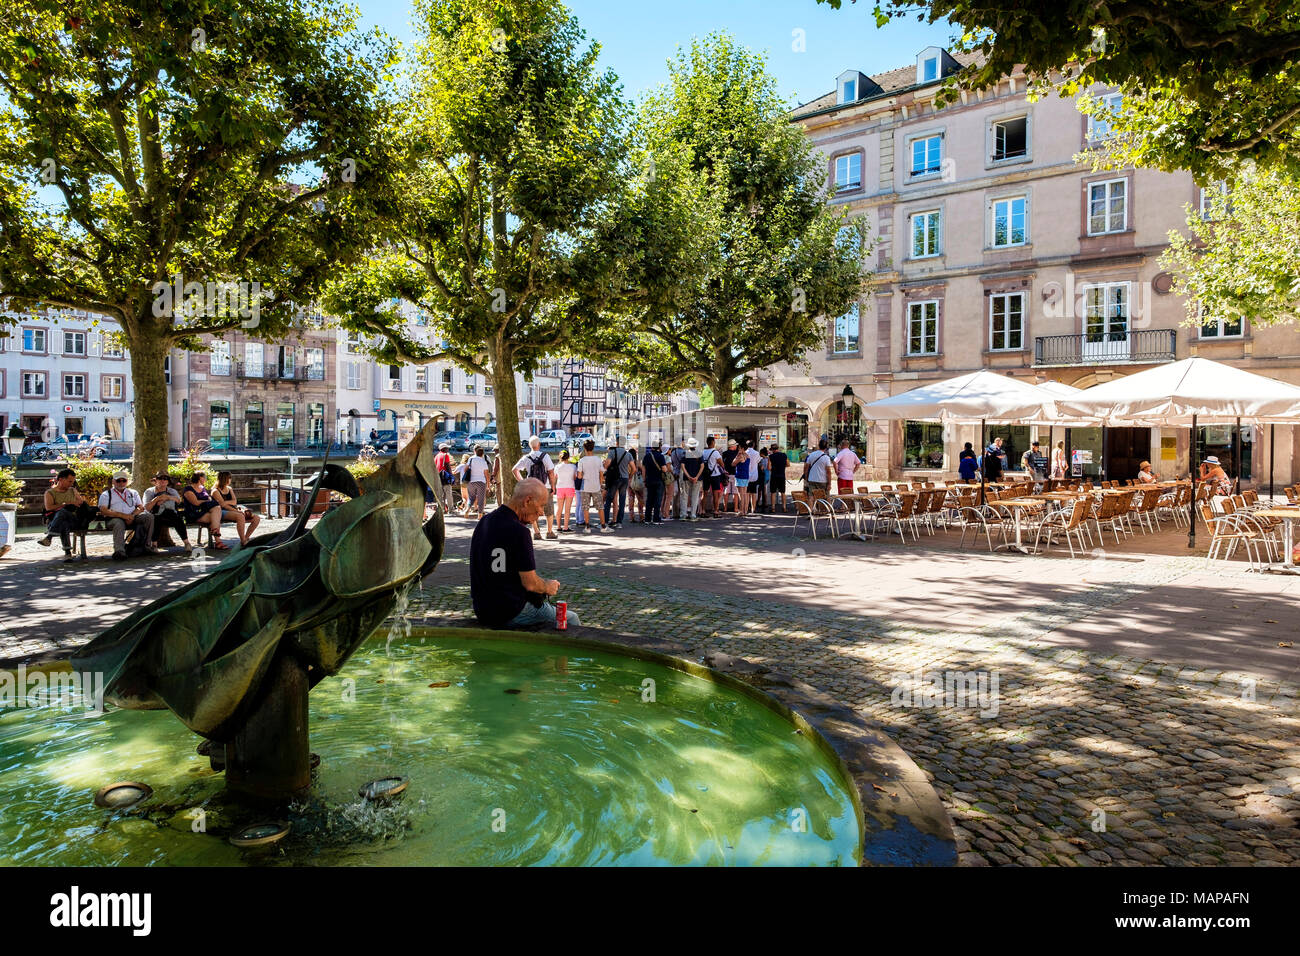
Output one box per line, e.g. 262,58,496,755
355,0,958,107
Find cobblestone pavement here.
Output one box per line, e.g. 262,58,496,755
3,509,1299,866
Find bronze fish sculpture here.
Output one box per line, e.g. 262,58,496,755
70,420,447,797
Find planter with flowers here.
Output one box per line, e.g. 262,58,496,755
0,466,24,557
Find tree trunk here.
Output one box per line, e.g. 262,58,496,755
489,337,520,500
128,327,171,490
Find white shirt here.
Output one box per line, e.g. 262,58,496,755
703,448,723,476
466,456,492,482
576,454,604,488
746,447,760,476
514,451,555,479
99,487,143,516
554,461,577,490
806,450,833,483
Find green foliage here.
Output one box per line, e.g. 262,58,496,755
168,446,213,485
0,466,24,504
1161,165,1300,328
820,0,1300,180
589,33,865,397
57,453,116,501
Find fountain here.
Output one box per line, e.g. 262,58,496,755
0,420,955,865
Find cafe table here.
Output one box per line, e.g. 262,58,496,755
1254,508,1300,575
994,497,1048,554
836,493,881,540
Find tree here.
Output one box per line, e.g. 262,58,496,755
589,33,864,400
323,0,629,494
0,0,399,483
1161,165,1300,328
819,0,1300,180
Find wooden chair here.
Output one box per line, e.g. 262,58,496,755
1033,497,1090,557
1201,504,1264,569
790,491,827,540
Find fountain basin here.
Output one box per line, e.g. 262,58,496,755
0,627,953,866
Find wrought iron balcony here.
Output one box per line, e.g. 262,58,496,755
1034,329,1177,367
235,361,326,382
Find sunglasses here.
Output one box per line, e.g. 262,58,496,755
113,478,129,482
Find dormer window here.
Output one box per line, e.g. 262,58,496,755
843,77,856,102
836,70,879,106
915,47,957,86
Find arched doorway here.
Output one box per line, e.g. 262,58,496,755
819,399,868,455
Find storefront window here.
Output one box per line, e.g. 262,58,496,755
987,425,1030,474
1198,425,1252,481
210,401,231,451
308,403,325,447
245,402,264,449
904,421,945,470
276,401,295,448
105,418,123,441
820,401,867,456
779,408,809,462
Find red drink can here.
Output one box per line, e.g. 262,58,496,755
555,601,568,630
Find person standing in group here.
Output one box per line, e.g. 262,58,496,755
958,442,980,483
624,445,644,522
680,438,705,520
983,436,1005,482
642,442,667,525
756,447,770,512
1051,441,1067,479
701,435,724,517
721,439,740,514
803,439,833,502
576,440,609,534
745,441,762,514
464,445,493,520
660,442,677,521
768,445,788,513
669,439,687,520
433,441,456,513
1020,441,1045,480
514,436,558,541
833,439,860,496
733,440,753,515
553,449,578,533
603,435,633,529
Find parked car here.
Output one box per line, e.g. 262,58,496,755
465,431,498,452
28,434,108,460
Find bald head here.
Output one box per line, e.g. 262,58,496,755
510,477,548,509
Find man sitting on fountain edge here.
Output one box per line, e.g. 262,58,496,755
470,477,581,629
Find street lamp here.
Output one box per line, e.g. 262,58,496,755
3,425,25,464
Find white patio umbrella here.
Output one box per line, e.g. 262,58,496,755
1056,357,1300,544
862,369,1062,503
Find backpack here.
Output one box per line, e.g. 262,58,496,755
526,452,549,483
605,448,626,481
803,451,828,489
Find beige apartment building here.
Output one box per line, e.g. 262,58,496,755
756,47,1300,487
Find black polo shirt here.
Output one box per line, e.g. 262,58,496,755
470,504,537,627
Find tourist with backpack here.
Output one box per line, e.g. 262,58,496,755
803,439,833,502
513,436,558,540
603,435,634,528
433,441,456,514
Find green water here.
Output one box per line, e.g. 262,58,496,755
0,632,860,866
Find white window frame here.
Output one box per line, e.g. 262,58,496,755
990,195,1028,248
23,371,47,397
244,341,263,376
100,332,124,358
842,78,856,102
22,328,46,352
387,365,403,392
1087,92,1123,142
1087,179,1128,235
1199,181,1230,220
990,115,1029,163
466,374,476,395
906,300,939,356
1083,283,1130,341
345,361,361,390
909,133,943,178
834,153,862,191
910,210,941,259
102,375,125,400
989,293,1025,351
210,340,232,375
62,373,86,398
63,330,86,356
346,333,365,354
441,368,453,394
922,56,938,82
1198,304,1243,339
414,366,428,392
832,303,860,354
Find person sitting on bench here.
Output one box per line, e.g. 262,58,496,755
144,472,191,549
212,470,261,545
98,471,158,560
39,468,94,562
182,472,228,550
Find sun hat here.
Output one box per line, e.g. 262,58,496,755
728,438,738,446
112,470,130,481
152,472,170,480
687,438,699,449
1204,456,1220,465
438,442,450,450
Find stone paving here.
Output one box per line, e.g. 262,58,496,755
2,508,1299,866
